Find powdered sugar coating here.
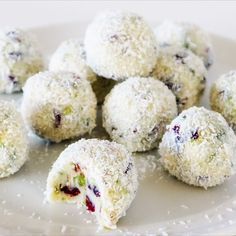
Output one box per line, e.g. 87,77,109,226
103,77,177,152
84,11,157,80
0,100,28,178
21,71,97,142
151,46,207,112
159,106,236,189
46,138,138,229
0,27,43,93
154,21,213,68
210,71,236,133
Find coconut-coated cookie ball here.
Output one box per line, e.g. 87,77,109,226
46,138,138,229
0,27,43,93
154,21,213,68
151,46,207,112
103,77,177,152
210,71,236,132
84,11,157,81
49,39,116,104
21,71,97,143
0,100,28,178
159,107,236,189
49,39,97,83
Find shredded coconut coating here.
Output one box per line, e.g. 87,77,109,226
21,71,97,143
154,21,213,68
84,11,157,80
0,100,28,178
103,77,177,152
0,27,43,93
46,138,138,229
49,39,97,83
151,46,207,112
210,71,236,133
49,39,116,103
159,106,236,189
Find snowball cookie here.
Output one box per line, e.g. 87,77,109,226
151,46,207,112
84,11,157,80
159,106,236,189
21,71,97,143
0,27,43,93
0,100,28,178
103,77,177,152
154,21,213,68
46,138,138,229
49,39,97,83
210,71,236,133
49,39,115,103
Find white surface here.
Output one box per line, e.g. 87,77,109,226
0,1,236,40
0,22,235,236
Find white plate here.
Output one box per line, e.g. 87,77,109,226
0,22,236,236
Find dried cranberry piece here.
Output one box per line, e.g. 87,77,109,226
88,184,100,197
86,196,95,212
60,185,80,197
8,75,18,84
172,125,180,134
191,129,199,140
124,162,133,174
93,186,100,197
74,163,81,172
53,109,61,128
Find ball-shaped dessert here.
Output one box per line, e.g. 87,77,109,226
84,11,157,80
159,106,236,189
151,46,207,112
0,100,28,178
0,27,43,93
154,21,213,68
46,138,138,229
210,71,236,132
21,71,97,142
49,39,97,83
49,39,116,103
103,77,177,152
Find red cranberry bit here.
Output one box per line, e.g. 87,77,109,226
124,162,133,174
60,185,80,197
172,125,180,134
86,196,95,212
74,163,81,172
53,109,61,128
191,129,199,140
